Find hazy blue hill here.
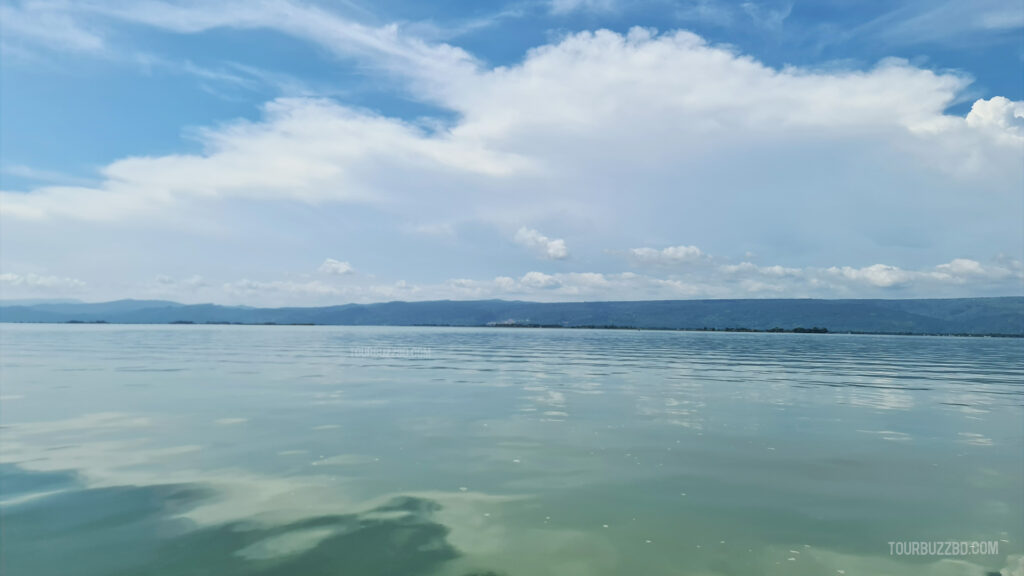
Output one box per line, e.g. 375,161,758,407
1,297,1022,335
0,307,70,323
18,299,184,315
0,298,83,306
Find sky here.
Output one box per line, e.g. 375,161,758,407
1,0,1022,306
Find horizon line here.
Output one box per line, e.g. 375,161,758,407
3,294,1023,308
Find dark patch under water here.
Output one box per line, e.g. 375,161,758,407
1,465,496,576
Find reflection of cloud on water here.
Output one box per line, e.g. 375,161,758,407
1,412,357,527
7,412,151,435
432,493,618,576
938,391,995,420
635,393,706,431
563,380,603,395
856,429,913,442
308,388,391,408
2,470,474,576
957,432,995,446
311,454,379,466
838,387,915,411
236,526,338,561
0,411,530,575
2,435,203,491
521,386,568,421
0,409,644,576
216,417,248,425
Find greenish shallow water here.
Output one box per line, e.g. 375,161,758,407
0,324,1022,576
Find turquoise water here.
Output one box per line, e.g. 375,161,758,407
1,324,1021,575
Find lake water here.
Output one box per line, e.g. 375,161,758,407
1,324,1021,575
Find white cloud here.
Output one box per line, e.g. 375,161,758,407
318,258,354,275
935,258,985,276
514,227,569,260
932,258,1018,282
821,259,1022,288
431,269,717,301
223,278,343,298
630,245,705,265
0,272,85,291
153,274,208,289
519,271,561,289
3,28,1019,229
139,274,211,300
0,97,526,221
456,31,966,136
712,257,1023,292
966,97,1024,137
440,271,626,300
1,18,1021,301
826,264,913,288
796,259,1021,290
120,254,1018,307
217,276,430,305
719,262,801,276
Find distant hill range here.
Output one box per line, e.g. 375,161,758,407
1,297,1022,335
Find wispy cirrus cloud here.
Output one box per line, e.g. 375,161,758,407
76,0,480,90
1,164,98,187
0,2,105,54
549,0,617,15
844,0,1024,47
740,1,792,31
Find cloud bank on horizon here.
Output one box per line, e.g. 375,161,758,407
1,0,1021,305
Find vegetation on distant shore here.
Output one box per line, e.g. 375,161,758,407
2,296,1016,336
483,322,828,333
46,318,1022,337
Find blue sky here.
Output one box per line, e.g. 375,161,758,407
1,0,1022,305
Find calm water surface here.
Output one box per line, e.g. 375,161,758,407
1,325,1022,575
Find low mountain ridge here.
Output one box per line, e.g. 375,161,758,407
2,297,1021,335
